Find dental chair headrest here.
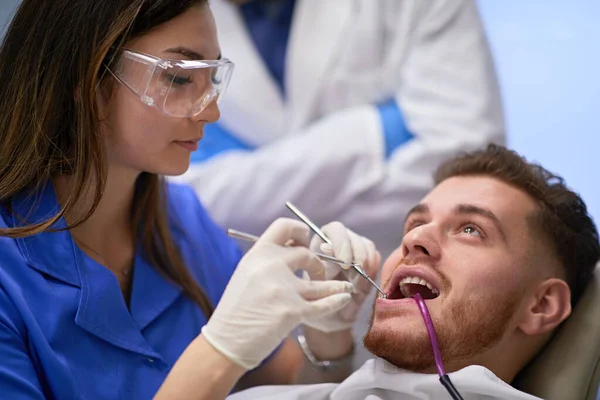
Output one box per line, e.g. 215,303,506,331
513,263,600,400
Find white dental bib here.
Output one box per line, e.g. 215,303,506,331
227,358,542,400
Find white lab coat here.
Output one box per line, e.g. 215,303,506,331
227,358,541,400
172,0,505,257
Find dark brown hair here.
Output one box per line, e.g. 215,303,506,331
0,0,214,316
434,144,600,306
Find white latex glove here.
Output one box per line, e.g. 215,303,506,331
201,218,355,370
302,222,381,333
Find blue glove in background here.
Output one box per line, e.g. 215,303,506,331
377,98,413,159
191,123,254,164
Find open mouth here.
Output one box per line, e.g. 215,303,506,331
387,276,440,301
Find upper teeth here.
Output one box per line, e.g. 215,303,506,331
399,276,439,295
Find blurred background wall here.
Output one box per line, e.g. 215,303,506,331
477,0,598,225
0,1,17,36
0,0,596,221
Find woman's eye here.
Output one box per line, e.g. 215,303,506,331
167,74,193,85
462,225,482,237
211,73,221,85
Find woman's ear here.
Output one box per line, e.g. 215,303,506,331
96,90,108,121
95,80,115,121
518,278,571,336
75,82,112,121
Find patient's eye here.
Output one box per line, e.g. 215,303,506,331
462,225,483,238
405,220,426,232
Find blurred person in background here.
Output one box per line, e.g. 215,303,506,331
173,0,505,259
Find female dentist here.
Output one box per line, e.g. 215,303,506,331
0,0,380,398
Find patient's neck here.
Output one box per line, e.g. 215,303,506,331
455,335,543,384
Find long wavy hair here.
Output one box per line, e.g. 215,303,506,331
0,0,214,317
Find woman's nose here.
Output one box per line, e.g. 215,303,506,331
191,96,220,124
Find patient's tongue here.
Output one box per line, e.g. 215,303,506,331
401,283,436,300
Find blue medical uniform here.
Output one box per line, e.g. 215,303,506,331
0,182,242,399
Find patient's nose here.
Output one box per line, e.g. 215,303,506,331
401,226,441,261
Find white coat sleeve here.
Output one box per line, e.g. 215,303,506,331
170,105,387,238
170,0,504,256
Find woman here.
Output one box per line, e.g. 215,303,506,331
0,0,380,398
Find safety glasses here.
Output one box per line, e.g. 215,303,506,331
107,49,234,118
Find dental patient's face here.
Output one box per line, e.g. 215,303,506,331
364,176,541,372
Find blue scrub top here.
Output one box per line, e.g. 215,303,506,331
0,182,242,399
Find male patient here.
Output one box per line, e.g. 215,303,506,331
229,145,600,400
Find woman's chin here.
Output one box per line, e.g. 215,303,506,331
142,159,191,177
161,164,190,177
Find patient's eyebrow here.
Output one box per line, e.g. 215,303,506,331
454,203,507,241
404,204,429,226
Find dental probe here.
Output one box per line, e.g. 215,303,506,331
227,228,361,268
284,202,387,298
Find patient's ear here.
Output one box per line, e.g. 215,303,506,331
519,278,571,336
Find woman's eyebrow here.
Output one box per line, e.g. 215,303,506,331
164,46,222,60
164,46,203,60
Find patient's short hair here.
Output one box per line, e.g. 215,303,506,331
434,144,599,306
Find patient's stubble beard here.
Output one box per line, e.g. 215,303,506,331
363,291,520,373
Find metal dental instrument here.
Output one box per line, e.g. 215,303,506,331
284,201,387,298
227,229,359,268
284,202,332,246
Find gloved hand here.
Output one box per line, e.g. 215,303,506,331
302,222,381,333
201,218,355,370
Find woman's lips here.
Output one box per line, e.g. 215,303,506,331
174,140,199,151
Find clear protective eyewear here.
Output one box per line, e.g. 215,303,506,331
107,49,234,118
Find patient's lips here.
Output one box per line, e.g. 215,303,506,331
375,263,451,316
383,266,444,302
398,276,439,299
